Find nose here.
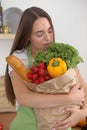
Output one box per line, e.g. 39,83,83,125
44,33,50,41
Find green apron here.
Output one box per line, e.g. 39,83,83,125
10,106,71,130
10,106,38,130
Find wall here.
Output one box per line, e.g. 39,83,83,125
0,0,87,82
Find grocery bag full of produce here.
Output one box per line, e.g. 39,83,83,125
24,42,83,130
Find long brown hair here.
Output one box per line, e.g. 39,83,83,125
5,6,55,105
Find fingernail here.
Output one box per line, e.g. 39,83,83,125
52,128,56,130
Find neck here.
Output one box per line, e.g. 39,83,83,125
29,44,38,58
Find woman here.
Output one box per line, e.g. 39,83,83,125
5,6,87,130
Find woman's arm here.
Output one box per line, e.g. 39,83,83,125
53,68,87,130
10,70,85,108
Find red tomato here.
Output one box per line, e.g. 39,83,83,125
39,76,45,83
38,62,46,69
0,122,3,130
31,66,39,73
32,79,39,84
32,73,39,80
27,72,33,80
45,74,51,81
38,69,45,76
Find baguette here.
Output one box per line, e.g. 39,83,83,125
6,55,30,82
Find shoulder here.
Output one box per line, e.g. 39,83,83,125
8,49,29,74
12,49,27,60
12,49,28,66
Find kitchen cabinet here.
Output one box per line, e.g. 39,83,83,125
0,34,15,39
0,34,14,76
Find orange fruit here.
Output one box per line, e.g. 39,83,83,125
77,118,87,127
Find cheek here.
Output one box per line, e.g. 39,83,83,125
30,35,43,44
31,37,41,44
30,37,43,48
50,33,54,41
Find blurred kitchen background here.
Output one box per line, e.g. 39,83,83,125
0,0,87,82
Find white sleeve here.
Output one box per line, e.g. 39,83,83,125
8,50,28,75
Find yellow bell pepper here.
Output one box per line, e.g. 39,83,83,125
47,58,67,78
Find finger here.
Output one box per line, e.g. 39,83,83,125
82,98,85,102
80,102,84,107
53,119,70,128
52,128,56,130
80,87,84,91
73,83,80,90
80,98,85,106
55,123,71,130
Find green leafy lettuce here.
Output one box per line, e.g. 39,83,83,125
34,42,84,68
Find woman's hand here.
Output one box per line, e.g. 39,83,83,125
51,83,85,130
69,83,85,106
52,108,85,130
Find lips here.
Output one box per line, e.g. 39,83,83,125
43,42,51,46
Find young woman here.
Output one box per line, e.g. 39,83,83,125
5,6,87,130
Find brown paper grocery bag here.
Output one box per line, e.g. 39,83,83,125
24,68,80,130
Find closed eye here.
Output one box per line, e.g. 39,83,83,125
35,31,43,37
48,27,53,33
34,26,53,37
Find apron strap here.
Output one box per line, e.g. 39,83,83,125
26,45,33,68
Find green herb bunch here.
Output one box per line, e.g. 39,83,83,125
34,42,84,68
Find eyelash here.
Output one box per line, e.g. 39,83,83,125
36,29,53,37
48,28,53,33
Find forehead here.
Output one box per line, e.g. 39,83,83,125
32,17,51,32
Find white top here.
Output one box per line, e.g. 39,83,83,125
8,49,29,109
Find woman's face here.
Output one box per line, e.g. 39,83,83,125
29,17,54,55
